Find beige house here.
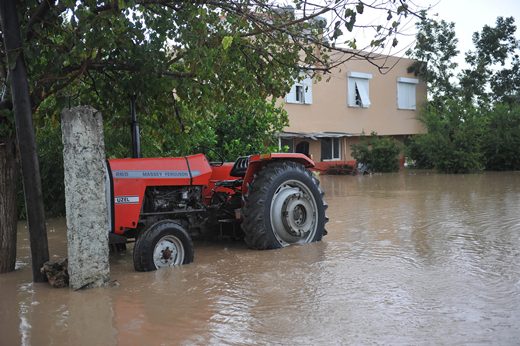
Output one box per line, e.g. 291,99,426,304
280,54,427,168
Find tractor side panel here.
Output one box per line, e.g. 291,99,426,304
186,154,215,185
202,162,236,204
108,154,212,235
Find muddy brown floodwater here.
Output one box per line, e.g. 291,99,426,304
1,171,520,345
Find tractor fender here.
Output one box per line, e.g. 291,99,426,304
241,153,315,194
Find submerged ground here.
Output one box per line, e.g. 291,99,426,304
1,171,519,345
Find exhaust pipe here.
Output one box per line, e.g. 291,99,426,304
130,95,141,158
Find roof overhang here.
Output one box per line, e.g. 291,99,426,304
278,131,357,140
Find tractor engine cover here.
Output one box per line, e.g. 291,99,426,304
107,154,213,235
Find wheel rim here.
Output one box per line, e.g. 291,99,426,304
270,179,318,246
153,235,185,268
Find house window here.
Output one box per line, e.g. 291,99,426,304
295,85,304,103
295,141,310,157
321,137,341,161
286,76,313,104
280,138,294,152
397,77,418,110
348,71,372,108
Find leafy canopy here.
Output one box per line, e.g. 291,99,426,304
406,16,520,173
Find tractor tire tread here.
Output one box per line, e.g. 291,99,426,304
241,161,328,250
133,220,194,272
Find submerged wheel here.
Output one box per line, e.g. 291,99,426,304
133,220,194,272
241,161,328,249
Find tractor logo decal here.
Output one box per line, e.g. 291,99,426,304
115,196,139,204
112,170,201,179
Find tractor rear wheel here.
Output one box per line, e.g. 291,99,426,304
133,220,194,272
241,161,327,249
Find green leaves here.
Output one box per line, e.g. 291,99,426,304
356,2,364,14
221,36,233,50
460,16,519,105
407,17,459,99
351,132,401,173
343,9,356,32
408,100,486,173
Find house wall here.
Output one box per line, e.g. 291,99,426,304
283,55,427,138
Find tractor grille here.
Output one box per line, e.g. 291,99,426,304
230,156,250,177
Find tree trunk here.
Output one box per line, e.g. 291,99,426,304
0,0,49,281
0,139,17,273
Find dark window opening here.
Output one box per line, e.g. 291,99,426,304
295,141,310,157
295,85,304,103
321,138,340,161
355,85,362,106
280,138,294,152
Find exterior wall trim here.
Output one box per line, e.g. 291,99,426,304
348,71,373,79
397,77,419,84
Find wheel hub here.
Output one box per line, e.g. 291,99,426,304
161,247,173,261
153,235,184,268
281,191,314,237
270,181,318,245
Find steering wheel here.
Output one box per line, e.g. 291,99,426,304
197,146,224,166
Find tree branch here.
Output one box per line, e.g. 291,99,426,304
26,0,57,41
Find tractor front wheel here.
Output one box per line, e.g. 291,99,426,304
133,220,194,272
241,161,327,249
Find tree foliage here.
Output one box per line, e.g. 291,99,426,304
1,0,425,115
351,132,401,173
406,17,459,101
406,16,520,173
416,101,485,174
482,104,520,171
460,16,520,106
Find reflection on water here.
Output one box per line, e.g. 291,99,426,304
1,171,520,344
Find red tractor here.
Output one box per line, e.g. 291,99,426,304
106,153,328,271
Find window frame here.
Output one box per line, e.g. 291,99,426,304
321,137,341,161
295,84,304,103
347,72,372,108
397,77,419,110
285,75,313,105
279,138,294,152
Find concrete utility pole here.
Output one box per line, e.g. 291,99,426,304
0,0,49,281
61,106,110,289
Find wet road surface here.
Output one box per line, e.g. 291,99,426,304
1,171,520,345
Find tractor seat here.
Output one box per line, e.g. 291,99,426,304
229,156,249,177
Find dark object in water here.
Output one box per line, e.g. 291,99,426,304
326,164,355,175
41,258,69,288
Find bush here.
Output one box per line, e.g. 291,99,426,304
351,132,401,173
482,104,520,171
406,100,485,173
404,135,435,169
36,118,66,217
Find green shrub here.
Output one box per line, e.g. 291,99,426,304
404,135,435,169
483,104,520,171
407,100,485,173
351,132,401,173
36,118,66,217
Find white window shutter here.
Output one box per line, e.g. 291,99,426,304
347,78,356,106
286,84,297,103
356,80,371,108
303,77,313,104
397,82,406,109
408,83,416,109
348,74,371,108
397,82,416,110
